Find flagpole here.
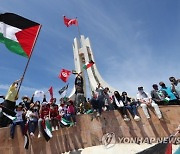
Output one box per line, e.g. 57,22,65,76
76,17,82,47
17,25,42,96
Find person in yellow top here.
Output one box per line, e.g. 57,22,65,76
3,78,23,111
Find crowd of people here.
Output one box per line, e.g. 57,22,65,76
0,75,179,140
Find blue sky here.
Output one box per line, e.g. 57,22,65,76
0,0,179,103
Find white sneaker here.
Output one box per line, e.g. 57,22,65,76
52,127,55,131
38,133,41,138
77,112,80,115
134,115,140,121
123,115,130,121
96,112,100,117
158,116,162,120
124,117,130,121
30,132,35,137
55,126,58,130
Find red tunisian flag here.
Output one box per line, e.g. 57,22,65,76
59,69,71,82
48,86,53,99
63,16,78,27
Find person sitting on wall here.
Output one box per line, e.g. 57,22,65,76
151,84,169,105
121,91,140,121
49,103,59,131
66,100,76,125
10,104,25,139
104,87,114,111
95,83,106,117
38,101,50,138
137,86,162,119
26,103,39,137
159,82,179,105
169,76,180,101
113,91,130,121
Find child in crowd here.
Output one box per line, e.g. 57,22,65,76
10,105,25,139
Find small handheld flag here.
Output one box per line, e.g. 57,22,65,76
83,60,94,70
59,69,71,82
48,86,53,99
58,84,69,95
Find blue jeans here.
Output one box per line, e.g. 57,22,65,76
10,121,25,139
28,120,38,134
125,105,138,117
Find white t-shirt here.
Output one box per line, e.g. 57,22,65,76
136,91,151,102
14,111,23,122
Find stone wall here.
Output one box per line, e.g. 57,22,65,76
0,106,179,154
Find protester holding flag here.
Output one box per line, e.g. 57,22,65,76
3,78,22,110
74,73,85,114
0,78,23,127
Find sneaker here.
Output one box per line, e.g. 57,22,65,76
96,112,100,117
77,112,81,115
124,117,130,121
30,132,35,137
55,126,58,130
123,115,130,121
38,133,41,138
134,115,140,121
158,116,163,120
52,127,55,131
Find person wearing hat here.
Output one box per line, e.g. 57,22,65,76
10,104,25,139
26,103,39,137
137,86,162,119
22,95,31,110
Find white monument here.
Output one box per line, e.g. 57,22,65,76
69,35,117,99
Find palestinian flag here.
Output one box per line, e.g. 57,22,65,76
41,120,52,142
60,118,74,128
2,112,16,121
137,143,172,154
83,60,94,70
24,134,29,149
0,13,41,57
